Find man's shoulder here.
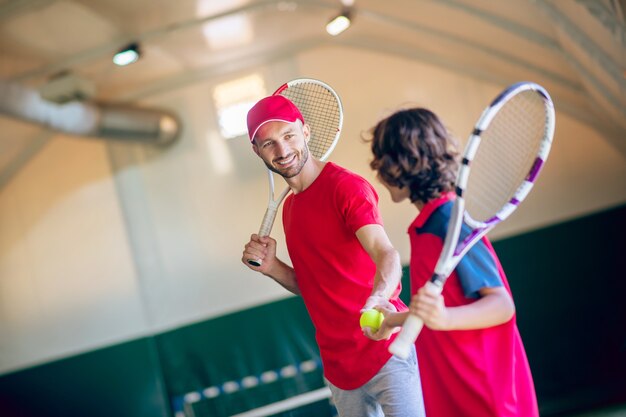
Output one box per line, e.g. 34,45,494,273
325,162,373,187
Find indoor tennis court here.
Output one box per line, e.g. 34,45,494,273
0,1,625,416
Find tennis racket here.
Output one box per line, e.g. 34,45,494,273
247,78,343,267
389,81,555,359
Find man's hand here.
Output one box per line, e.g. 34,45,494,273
361,298,399,342
361,294,395,313
362,305,402,341
242,234,277,274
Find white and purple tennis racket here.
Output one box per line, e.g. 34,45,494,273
247,78,343,267
389,81,555,359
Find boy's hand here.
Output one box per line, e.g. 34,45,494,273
410,284,450,330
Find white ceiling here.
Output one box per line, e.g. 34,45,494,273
0,0,624,184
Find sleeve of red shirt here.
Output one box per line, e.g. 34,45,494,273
456,236,504,299
334,173,383,234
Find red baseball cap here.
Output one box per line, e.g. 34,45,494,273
247,95,304,142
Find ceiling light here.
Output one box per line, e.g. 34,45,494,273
113,43,141,66
326,8,352,36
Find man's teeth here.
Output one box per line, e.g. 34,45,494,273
278,155,295,165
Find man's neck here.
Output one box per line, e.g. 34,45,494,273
286,159,326,194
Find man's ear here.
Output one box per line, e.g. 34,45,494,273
303,123,311,142
251,142,260,156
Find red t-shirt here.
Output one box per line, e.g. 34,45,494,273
409,192,539,417
283,162,406,389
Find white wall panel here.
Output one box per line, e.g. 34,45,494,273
0,136,145,374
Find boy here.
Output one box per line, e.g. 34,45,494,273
367,107,539,417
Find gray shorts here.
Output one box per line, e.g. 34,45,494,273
326,346,426,417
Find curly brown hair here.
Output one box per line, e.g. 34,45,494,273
369,108,459,204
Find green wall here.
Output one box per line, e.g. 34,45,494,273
0,338,170,417
0,298,331,417
493,204,626,415
157,298,328,416
1,205,624,417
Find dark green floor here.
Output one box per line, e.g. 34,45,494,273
559,404,626,417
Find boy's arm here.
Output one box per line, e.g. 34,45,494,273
411,285,515,330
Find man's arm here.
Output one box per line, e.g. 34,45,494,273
355,224,402,309
242,234,300,295
264,257,300,295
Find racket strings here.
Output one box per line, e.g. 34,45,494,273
465,90,548,223
280,83,341,160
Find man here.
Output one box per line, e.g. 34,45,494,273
242,94,425,417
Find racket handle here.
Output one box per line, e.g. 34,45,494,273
388,314,424,359
246,206,278,267
258,205,278,237
389,279,445,358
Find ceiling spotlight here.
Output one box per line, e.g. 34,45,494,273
326,8,352,36
113,43,141,66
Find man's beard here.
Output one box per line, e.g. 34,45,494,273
265,144,310,178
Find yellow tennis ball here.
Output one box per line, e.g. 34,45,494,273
360,309,384,331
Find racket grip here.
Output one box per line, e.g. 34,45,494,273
246,206,279,267
388,314,424,359
258,206,278,237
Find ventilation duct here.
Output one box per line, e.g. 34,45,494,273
0,79,180,146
